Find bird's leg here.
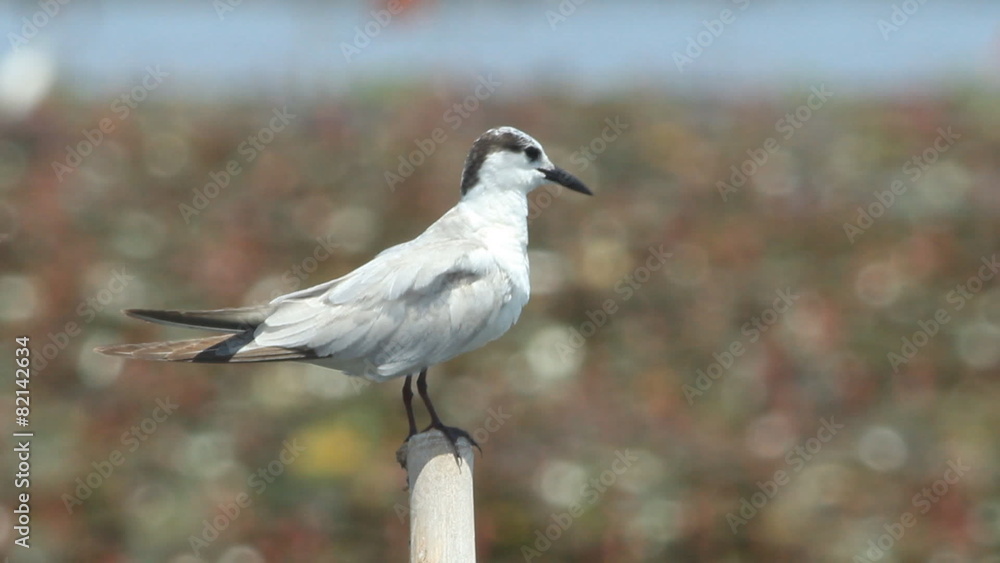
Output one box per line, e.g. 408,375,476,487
416,368,481,463
402,375,417,440
396,375,420,472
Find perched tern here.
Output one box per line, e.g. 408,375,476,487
97,126,592,456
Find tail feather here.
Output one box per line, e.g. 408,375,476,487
125,306,273,333
95,332,318,363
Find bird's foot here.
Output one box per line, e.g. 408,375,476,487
395,425,479,471
424,422,482,465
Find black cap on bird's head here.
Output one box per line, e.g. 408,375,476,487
460,127,592,197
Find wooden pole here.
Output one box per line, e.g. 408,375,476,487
397,430,476,563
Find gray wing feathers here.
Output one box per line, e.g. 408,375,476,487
95,332,318,363
126,306,273,333
251,243,509,376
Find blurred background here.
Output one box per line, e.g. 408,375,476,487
1,0,999,561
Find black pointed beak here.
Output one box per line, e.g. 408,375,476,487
538,167,592,195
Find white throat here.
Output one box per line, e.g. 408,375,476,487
458,183,530,243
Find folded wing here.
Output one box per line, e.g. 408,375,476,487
253,239,514,377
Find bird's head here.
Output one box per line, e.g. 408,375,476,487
459,126,593,198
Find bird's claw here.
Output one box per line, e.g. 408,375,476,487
423,424,481,466
395,425,479,472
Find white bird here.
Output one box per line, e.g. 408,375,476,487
97,126,592,453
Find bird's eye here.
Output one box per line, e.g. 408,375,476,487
524,147,541,161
